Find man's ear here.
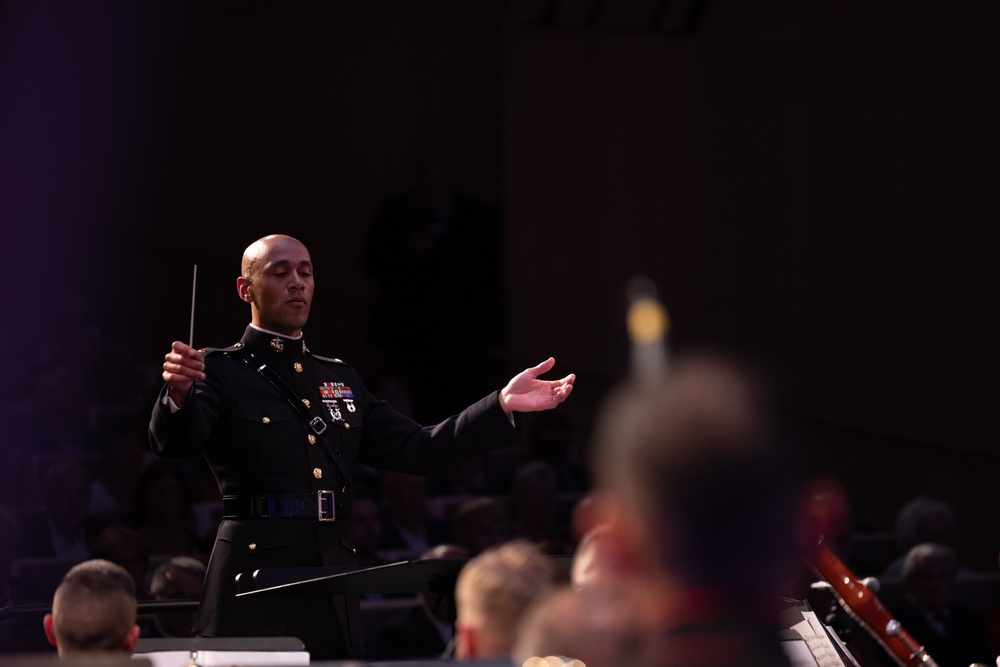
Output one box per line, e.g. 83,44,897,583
123,624,141,654
236,276,252,303
454,619,476,660
43,613,57,647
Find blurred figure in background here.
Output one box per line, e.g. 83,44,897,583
362,154,505,423
89,524,151,600
887,543,993,667
147,556,206,639
132,461,203,558
508,461,572,553
452,497,510,558
884,497,965,577
18,459,93,560
370,543,468,660
380,472,452,558
348,485,387,568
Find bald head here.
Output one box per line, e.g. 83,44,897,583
236,234,315,336
45,559,139,656
240,234,306,279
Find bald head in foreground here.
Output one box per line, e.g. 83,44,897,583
44,559,139,657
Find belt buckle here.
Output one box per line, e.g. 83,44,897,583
309,416,327,435
317,490,336,522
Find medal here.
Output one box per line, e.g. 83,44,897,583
322,399,343,422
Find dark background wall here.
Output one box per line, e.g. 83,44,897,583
3,1,998,566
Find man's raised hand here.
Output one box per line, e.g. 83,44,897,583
162,341,205,408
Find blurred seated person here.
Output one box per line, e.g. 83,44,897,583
885,497,965,577
90,524,151,600
453,539,558,661
887,543,993,667
508,461,572,552
380,471,451,558
18,459,93,559
88,416,151,520
132,461,203,558
146,556,206,638
452,496,510,557
361,153,505,423
370,543,468,660
43,559,140,657
348,485,387,569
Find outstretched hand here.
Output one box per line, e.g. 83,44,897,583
500,357,575,416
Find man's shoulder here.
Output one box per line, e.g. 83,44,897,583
309,353,351,367
200,341,245,357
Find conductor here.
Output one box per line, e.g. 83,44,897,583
149,233,574,658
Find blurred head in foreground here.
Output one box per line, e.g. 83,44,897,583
590,352,800,598
43,559,139,657
454,539,558,660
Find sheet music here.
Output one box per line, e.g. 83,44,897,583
791,609,850,667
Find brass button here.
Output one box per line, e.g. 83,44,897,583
344,422,350,430
262,417,271,424
294,362,304,373
249,543,257,551
307,434,317,445
302,398,311,408
313,468,323,479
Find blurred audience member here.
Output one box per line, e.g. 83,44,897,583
509,461,572,552
887,543,993,667
89,416,150,520
147,556,206,638
18,459,93,559
362,153,505,423
380,472,451,558
371,543,468,660
43,559,139,657
885,497,964,577
454,539,558,661
132,461,202,558
452,497,510,557
90,524,151,600
348,486,386,568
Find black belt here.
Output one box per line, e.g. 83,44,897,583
223,491,352,522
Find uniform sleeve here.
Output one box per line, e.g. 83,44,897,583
148,359,224,459
357,389,522,475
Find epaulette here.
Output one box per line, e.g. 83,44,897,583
311,353,350,367
202,341,245,356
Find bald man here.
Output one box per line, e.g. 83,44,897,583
150,234,574,659
43,559,139,657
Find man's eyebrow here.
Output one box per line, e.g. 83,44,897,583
265,259,312,268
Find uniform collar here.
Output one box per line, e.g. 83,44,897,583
240,324,309,358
